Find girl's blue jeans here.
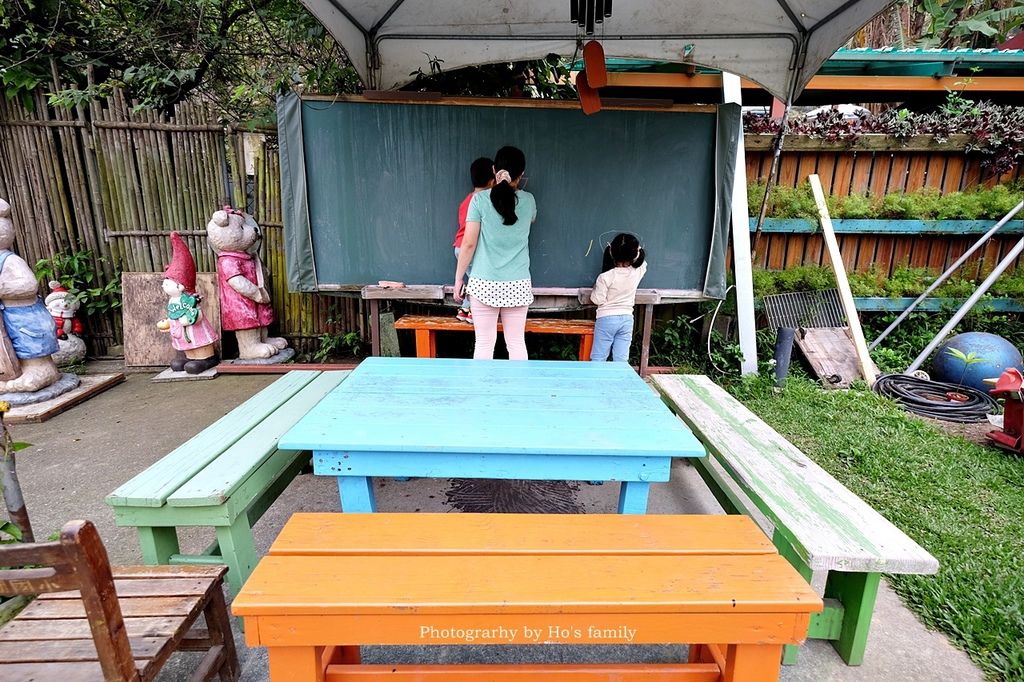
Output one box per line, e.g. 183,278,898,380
454,247,471,311
591,314,633,362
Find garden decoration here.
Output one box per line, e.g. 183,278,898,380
932,332,1023,393
206,207,292,363
45,280,87,366
158,232,219,375
0,198,79,403
986,368,1024,454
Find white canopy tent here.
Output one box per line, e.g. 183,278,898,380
299,0,897,101
294,0,896,374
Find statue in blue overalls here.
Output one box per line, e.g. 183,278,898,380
0,198,62,394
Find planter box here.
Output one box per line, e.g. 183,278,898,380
750,218,1024,235
744,133,974,152
853,297,1024,313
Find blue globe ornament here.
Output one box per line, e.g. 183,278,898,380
931,332,1024,393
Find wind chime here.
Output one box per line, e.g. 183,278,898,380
571,0,610,114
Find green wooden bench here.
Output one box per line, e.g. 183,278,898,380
652,374,939,666
105,370,349,596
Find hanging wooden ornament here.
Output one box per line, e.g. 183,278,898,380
576,70,602,115
583,40,607,88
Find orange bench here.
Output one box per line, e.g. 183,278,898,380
234,513,822,681
394,315,595,359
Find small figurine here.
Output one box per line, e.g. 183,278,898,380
206,206,290,361
45,282,84,341
158,232,219,374
0,198,68,395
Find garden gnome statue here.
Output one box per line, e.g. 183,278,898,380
158,232,219,374
206,206,291,361
45,281,87,366
0,198,77,399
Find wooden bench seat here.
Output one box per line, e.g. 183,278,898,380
105,370,349,595
0,520,238,682
652,375,939,666
233,513,822,681
394,315,595,359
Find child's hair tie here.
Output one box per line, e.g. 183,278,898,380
494,170,513,184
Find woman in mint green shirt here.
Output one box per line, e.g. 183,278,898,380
453,146,536,360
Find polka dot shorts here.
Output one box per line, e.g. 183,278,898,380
466,276,534,308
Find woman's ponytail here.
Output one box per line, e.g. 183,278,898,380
490,146,526,226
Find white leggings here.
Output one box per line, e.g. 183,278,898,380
470,297,529,360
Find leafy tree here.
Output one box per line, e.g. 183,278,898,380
0,0,360,119
916,0,1024,48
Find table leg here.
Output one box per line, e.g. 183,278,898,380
723,644,782,682
414,330,432,358
579,333,594,361
268,646,326,682
137,526,179,565
369,300,381,357
617,481,650,514
338,476,377,512
640,304,654,377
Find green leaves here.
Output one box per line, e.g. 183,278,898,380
946,347,984,367
0,521,23,543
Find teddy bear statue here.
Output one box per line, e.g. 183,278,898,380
0,198,80,402
206,206,292,362
157,232,220,374
45,281,87,366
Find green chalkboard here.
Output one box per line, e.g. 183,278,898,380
279,94,739,297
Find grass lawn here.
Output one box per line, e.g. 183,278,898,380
728,376,1024,681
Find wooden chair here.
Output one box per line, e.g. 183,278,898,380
0,519,239,682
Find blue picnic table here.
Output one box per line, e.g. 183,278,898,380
278,357,705,513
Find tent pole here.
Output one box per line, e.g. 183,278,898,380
722,72,758,375
870,200,1024,350
751,96,792,260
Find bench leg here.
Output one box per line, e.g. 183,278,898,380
724,644,783,682
215,516,259,596
338,476,377,512
617,481,650,514
579,334,594,361
827,571,880,665
137,526,179,565
268,646,326,682
203,582,240,681
771,529,817,666
414,330,438,358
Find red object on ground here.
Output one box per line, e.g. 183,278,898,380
987,368,1024,452
583,41,607,88
577,70,602,115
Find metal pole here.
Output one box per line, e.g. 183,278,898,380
0,408,34,542
906,234,1024,373
751,98,793,260
871,200,1024,350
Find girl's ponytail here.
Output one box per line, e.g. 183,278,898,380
490,146,526,226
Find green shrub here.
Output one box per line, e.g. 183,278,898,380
837,193,876,219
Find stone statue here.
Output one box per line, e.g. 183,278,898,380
0,198,78,400
158,232,219,374
45,281,87,366
206,206,291,362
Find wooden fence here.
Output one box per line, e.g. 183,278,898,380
2,92,1023,355
0,90,360,355
746,135,1024,279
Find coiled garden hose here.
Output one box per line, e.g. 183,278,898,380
872,374,999,423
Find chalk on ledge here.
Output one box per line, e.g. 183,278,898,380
377,280,406,289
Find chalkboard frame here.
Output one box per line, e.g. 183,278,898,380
278,93,739,300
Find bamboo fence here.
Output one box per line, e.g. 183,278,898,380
1,89,1021,357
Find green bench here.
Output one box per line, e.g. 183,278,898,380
652,375,939,666
105,370,349,595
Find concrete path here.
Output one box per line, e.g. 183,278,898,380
10,371,982,681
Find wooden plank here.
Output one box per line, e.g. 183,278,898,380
167,371,349,506
232,553,820,616
109,565,227,579
361,285,444,300
121,271,221,367
794,328,879,389
215,362,359,374
5,374,126,424
0,662,114,682
323,663,721,680
105,371,320,507
0,616,183,640
651,375,940,574
0,637,166,662
17,595,200,619
269,513,773,556
394,316,594,334
809,175,876,386
44,577,213,600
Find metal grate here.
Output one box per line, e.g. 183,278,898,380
763,289,847,330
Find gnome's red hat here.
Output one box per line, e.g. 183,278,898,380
164,231,197,292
